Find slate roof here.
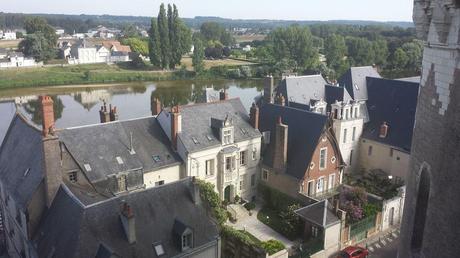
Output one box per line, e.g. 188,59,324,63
295,200,340,228
363,77,419,152
259,104,328,180
177,98,261,153
277,75,328,105
339,66,381,101
324,85,353,106
396,76,421,83
34,178,219,258
58,117,181,183
0,114,44,209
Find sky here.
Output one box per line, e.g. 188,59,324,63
2,0,414,22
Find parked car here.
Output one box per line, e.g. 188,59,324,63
336,246,369,258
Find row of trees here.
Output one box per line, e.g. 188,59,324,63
148,4,191,69
248,24,422,79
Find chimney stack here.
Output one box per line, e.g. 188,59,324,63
249,103,259,130
219,88,229,101
191,177,201,205
263,75,275,104
151,97,162,116
99,101,110,123
275,93,286,106
273,116,288,173
171,105,182,151
379,122,389,138
109,105,118,122
120,202,136,244
40,96,55,137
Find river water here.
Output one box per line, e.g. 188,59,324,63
0,79,263,144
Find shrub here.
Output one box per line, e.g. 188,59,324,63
197,180,228,225
261,240,285,255
363,203,379,217
244,202,256,211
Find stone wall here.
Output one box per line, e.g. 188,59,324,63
398,1,460,257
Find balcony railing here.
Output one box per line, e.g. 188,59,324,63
310,187,340,200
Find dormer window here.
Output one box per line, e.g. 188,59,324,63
222,128,233,145
182,232,193,250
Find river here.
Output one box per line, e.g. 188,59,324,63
0,79,263,144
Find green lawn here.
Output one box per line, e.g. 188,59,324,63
0,63,173,89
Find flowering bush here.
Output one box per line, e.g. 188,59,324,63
340,187,368,223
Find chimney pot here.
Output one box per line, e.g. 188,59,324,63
151,97,162,116
171,105,182,151
219,89,229,101
379,122,389,138
40,95,55,137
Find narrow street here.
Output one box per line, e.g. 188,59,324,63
367,231,399,258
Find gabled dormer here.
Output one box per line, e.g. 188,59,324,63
211,115,234,145
173,219,194,252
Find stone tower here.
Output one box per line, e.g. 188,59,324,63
398,1,460,257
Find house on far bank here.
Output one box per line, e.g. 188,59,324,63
1,30,16,40
258,102,345,201
0,51,42,69
68,39,131,64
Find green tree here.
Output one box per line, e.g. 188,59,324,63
324,34,349,78
402,40,423,71
192,37,205,73
167,4,177,69
121,24,139,38
391,48,409,70
121,38,149,56
200,22,234,46
267,25,319,72
20,17,58,61
148,18,161,67
158,3,171,69
372,38,389,67
19,33,56,61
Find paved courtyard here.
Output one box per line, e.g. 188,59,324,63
227,204,296,248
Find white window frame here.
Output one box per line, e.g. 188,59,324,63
319,147,327,170
240,151,247,166
329,174,336,190
352,127,356,141
262,169,269,181
316,177,325,193
117,175,127,192
223,129,233,145
307,180,315,196
343,129,347,144
205,159,214,176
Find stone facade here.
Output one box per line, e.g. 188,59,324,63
398,1,460,257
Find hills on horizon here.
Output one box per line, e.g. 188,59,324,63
0,12,414,30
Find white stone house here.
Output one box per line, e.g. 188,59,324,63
157,98,262,202
0,52,42,69
2,31,16,40
70,40,111,64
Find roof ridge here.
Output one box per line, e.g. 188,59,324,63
65,116,154,130
178,97,241,110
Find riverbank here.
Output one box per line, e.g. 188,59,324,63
0,60,261,89
0,64,180,89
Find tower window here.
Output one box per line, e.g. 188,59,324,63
411,167,431,253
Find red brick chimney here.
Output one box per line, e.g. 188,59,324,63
264,75,275,104
220,88,229,101
379,121,389,138
273,116,288,173
171,105,182,151
151,97,162,116
40,96,55,137
249,103,259,130
120,202,136,244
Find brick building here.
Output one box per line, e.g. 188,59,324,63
258,103,345,200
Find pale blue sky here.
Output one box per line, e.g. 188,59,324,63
3,0,414,22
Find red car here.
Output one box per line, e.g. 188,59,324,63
336,246,369,258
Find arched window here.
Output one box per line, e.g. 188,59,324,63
411,166,431,253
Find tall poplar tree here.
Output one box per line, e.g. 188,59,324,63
170,4,182,68
148,18,161,67
158,3,171,69
192,37,205,73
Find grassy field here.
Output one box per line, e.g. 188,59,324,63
0,40,21,49
181,57,256,70
0,63,174,89
234,34,266,43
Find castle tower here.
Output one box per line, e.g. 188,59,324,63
399,1,460,257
